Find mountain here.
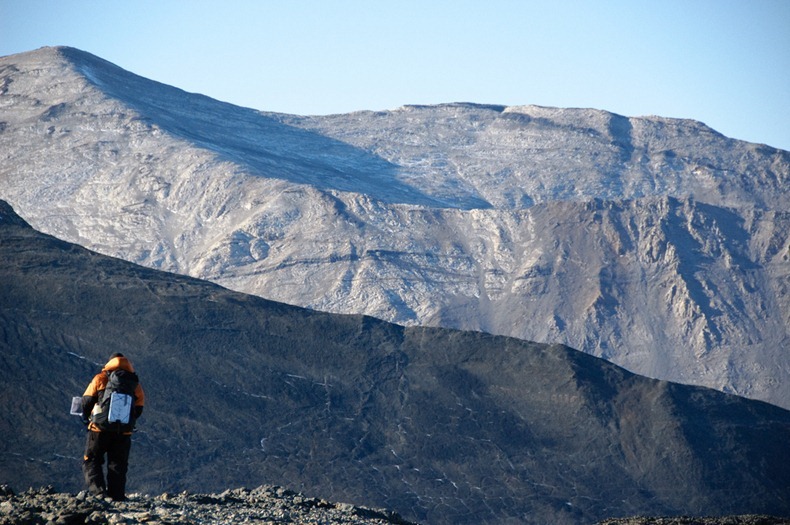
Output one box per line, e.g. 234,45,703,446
0,46,788,409
2,200,790,525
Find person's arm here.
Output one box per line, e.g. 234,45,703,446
81,375,100,424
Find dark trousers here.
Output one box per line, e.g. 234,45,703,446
82,431,132,499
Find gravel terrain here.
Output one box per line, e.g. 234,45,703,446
3,486,787,525
0,485,415,525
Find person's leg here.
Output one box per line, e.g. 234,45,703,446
106,434,132,500
82,431,107,496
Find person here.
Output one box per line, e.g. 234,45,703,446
81,353,145,501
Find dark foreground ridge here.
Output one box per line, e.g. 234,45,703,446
597,517,790,525
0,485,416,525
2,199,790,525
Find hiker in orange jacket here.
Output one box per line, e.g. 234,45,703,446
81,353,145,501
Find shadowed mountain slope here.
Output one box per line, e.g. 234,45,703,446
2,201,789,525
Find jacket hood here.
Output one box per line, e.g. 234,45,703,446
102,355,135,373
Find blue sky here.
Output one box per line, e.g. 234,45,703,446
2,0,788,150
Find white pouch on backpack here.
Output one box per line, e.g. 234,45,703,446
108,392,132,424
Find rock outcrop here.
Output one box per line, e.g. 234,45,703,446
0,485,415,525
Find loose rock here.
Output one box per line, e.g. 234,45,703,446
597,516,790,525
0,486,417,525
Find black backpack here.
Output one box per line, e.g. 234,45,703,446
91,369,139,432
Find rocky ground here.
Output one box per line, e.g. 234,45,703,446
2,486,788,525
6,485,790,525
597,517,790,525
0,485,415,525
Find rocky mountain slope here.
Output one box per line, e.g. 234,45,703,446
2,200,789,525
0,47,788,409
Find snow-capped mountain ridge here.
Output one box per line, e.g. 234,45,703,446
1,46,788,408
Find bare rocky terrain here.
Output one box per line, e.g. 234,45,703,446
0,485,415,525
2,200,789,524
2,486,787,525
597,518,790,525
0,46,788,409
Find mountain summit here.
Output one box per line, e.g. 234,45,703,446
0,46,788,408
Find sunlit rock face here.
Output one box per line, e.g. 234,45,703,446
1,46,788,408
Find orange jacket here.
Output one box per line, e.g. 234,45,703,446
83,355,145,433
